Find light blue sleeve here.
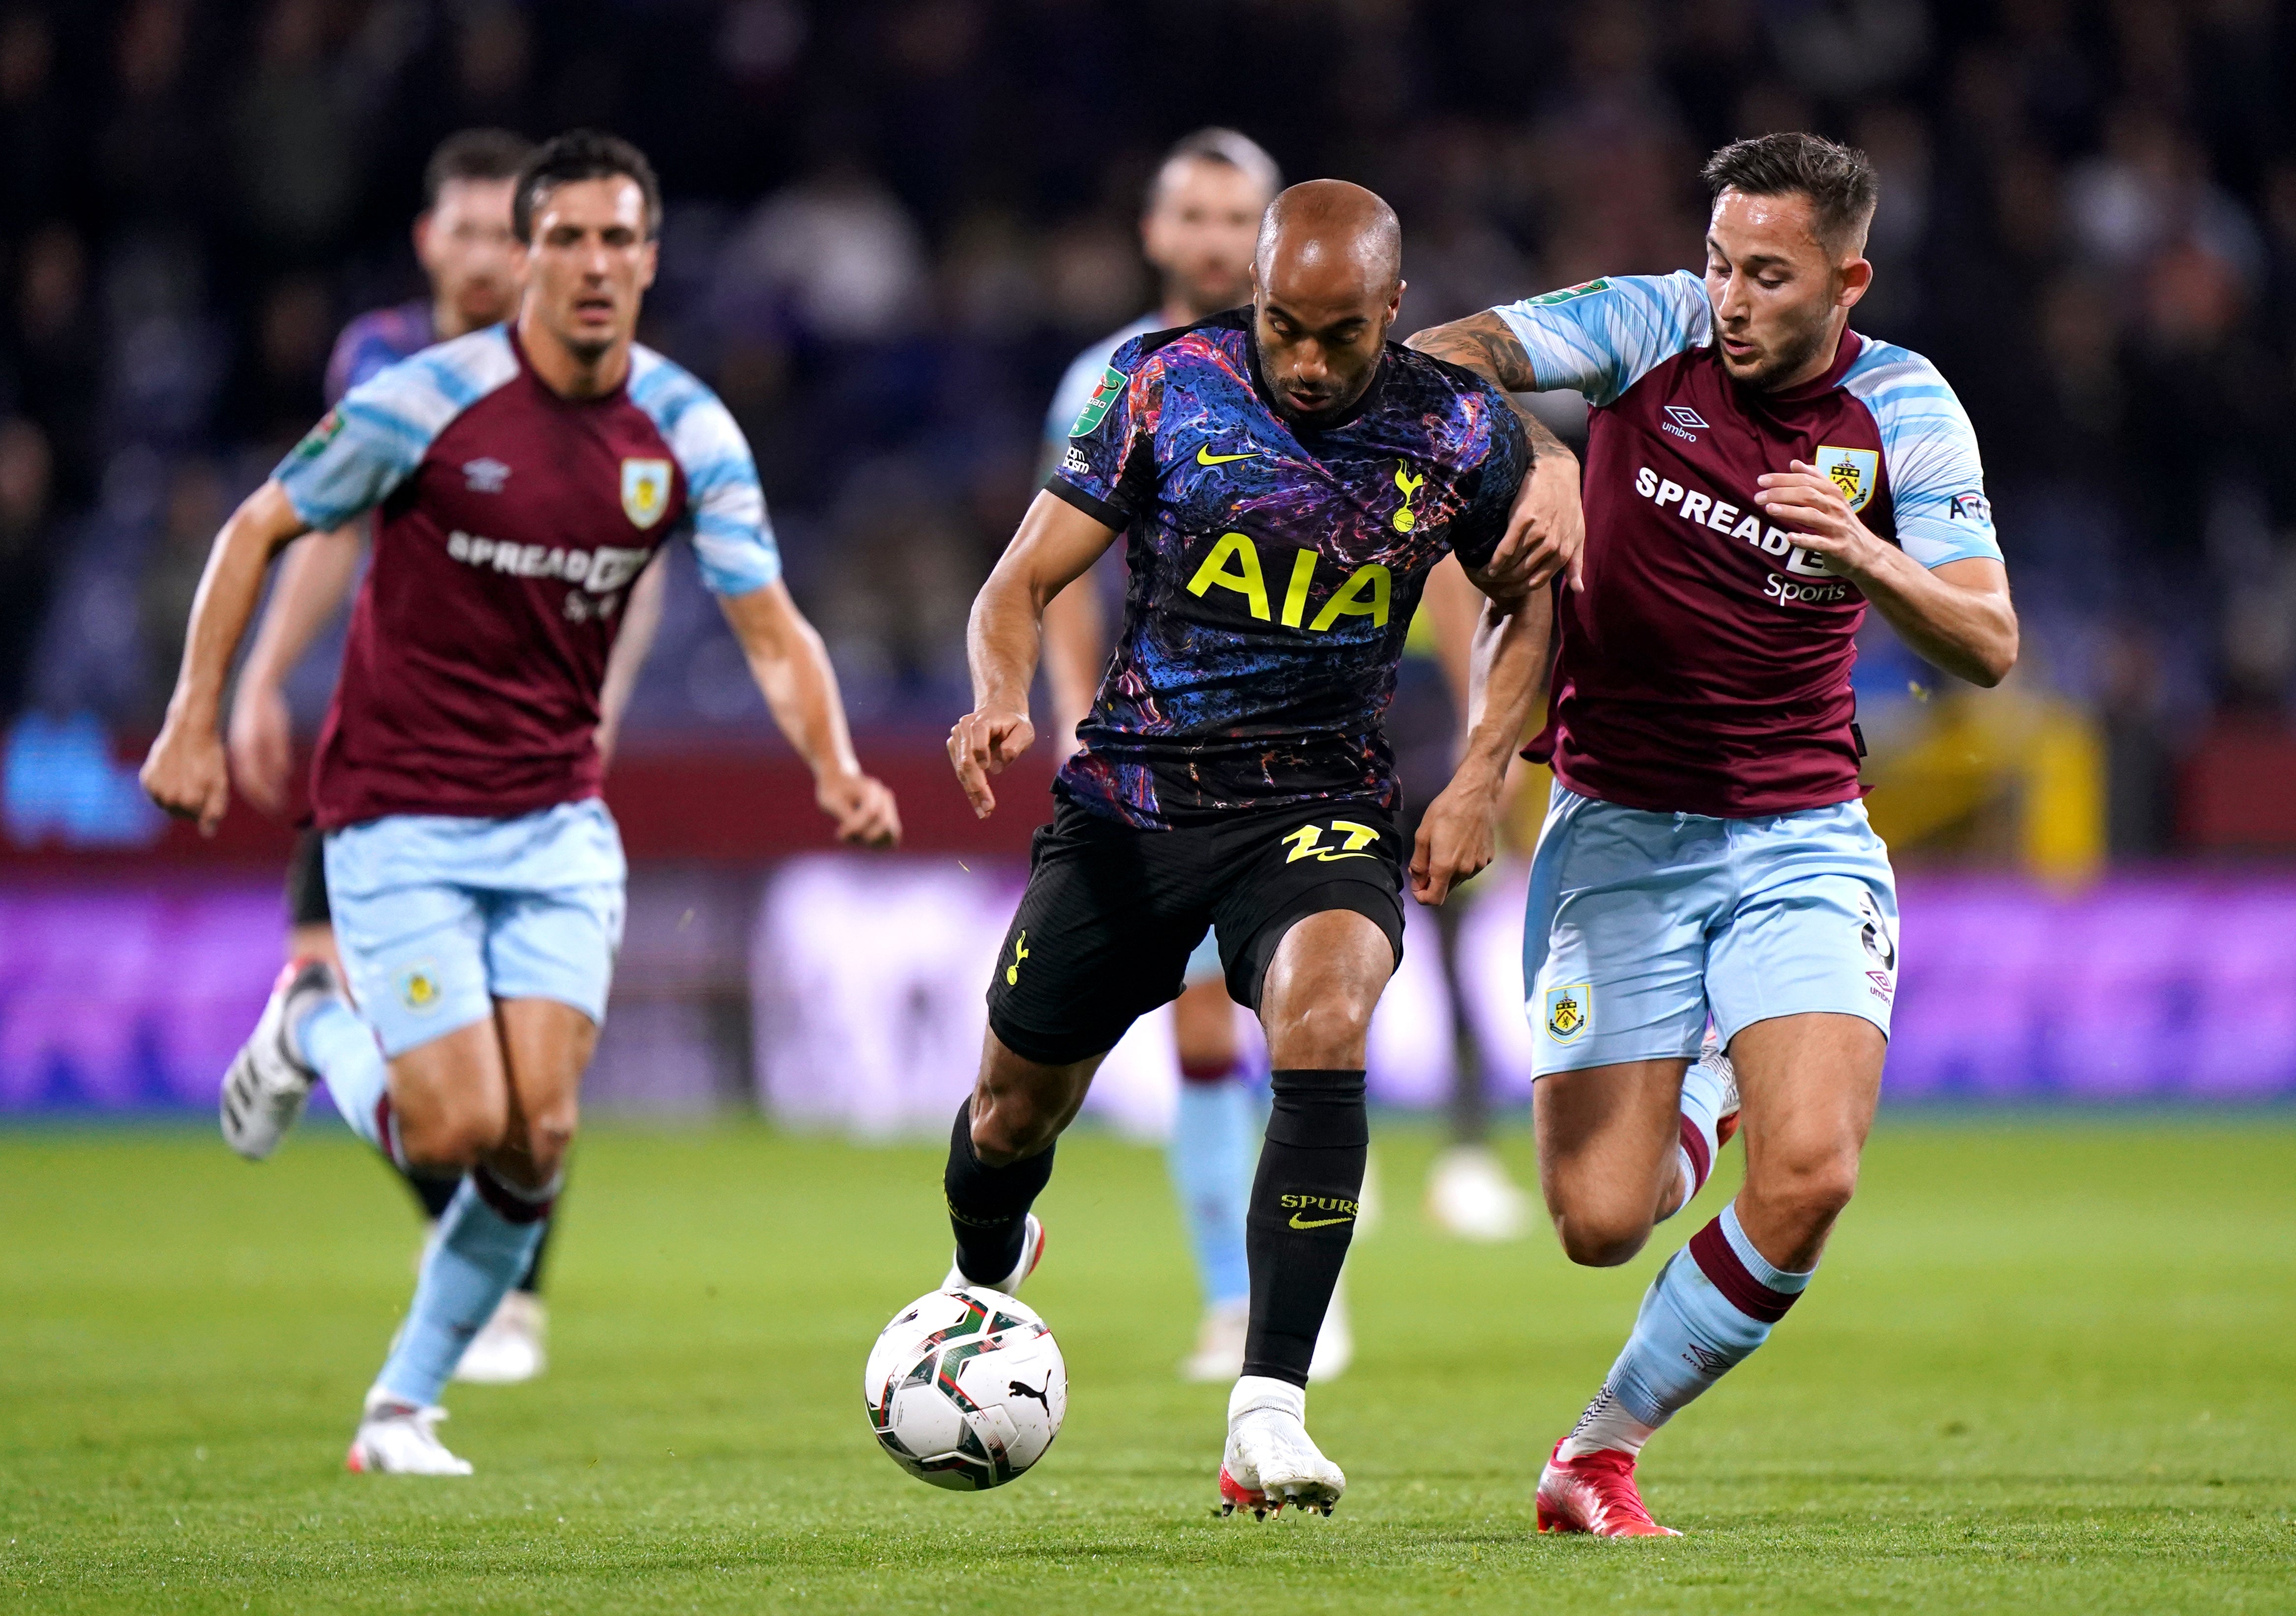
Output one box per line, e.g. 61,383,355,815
1843,342,2003,569
1489,271,1712,407
272,328,519,531
628,349,781,598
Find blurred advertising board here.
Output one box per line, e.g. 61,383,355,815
1,861,2292,1119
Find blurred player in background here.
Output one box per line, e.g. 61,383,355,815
942,181,1561,1517
223,128,667,1386
1039,128,1352,1383
1414,132,2017,1534
144,131,899,1474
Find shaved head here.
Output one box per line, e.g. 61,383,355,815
1250,179,1406,424
1254,179,1402,300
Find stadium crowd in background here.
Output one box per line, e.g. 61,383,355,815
0,0,2293,860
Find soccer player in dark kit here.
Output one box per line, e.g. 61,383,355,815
934,180,1558,1517
142,131,900,1473
1412,132,2018,1534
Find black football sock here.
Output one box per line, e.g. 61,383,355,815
405,1168,460,1222
943,1099,1054,1284
1243,1068,1368,1387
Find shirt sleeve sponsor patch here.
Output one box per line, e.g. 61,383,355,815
1521,278,1610,307
1067,365,1127,437
292,410,344,460
1491,270,1711,408
1049,341,1158,525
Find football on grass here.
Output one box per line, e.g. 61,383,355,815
865,1287,1066,1490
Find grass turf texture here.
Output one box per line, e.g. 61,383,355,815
1,1120,2291,1614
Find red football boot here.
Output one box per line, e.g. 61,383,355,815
1535,1440,1680,1537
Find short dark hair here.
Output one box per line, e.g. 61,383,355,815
422,128,534,211
1700,132,1879,257
1147,127,1282,213
512,129,662,243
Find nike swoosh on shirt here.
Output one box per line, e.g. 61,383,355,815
1288,1212,1354,1230
1197,446,1262,466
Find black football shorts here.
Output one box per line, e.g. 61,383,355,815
285,826,331,928
984,793,1407,1065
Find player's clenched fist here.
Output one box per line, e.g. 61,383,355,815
947,708,1034,820
818,769,902,849
1408,772,1504,907
1482,451,1586,595
141,721,232,837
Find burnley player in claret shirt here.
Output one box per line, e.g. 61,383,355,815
1410,131,2017,1534
141,130,899,1475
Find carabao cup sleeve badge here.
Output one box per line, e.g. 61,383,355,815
1544,982,1592,1044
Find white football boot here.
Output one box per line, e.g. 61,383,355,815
1425,1144,1531,1241
453,1291,548,1384
1219,1375,1345,1518
344,1390,473,1475
1181,1298,1249,1382
942,1213,1045,1295
219,958,339,1161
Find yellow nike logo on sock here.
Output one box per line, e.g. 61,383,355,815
1197,446,1261,466
1288,1212,1354,1230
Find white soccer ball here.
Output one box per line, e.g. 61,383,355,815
864,1287,1067,1490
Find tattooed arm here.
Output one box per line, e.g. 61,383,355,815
1409,311,1585,592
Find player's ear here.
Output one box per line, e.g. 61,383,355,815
1387,278,1406,326
1836,256,1873,312
637,237,659,294
411,212,434,271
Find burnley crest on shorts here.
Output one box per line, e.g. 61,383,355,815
1544,983,1592,1044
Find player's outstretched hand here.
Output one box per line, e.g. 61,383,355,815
947,707,1034,820
819,770,901,848
141,721,231,837
1483,453,1586,596
226,676,296,817
1410,774,1503,907
1753,461,1884,575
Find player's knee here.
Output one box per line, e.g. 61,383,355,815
971,1109,1055,1169
396,1094,507,1171
1753,1149,1859,1233
1549,1204,1653,1268
507,1103,578,1180
1265,992,1375,1068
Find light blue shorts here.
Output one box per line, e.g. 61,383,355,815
324,800,627,1058
1522,786,1898,1077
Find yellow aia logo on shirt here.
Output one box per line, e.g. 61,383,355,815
1187,533,1390,631
621,458,673,529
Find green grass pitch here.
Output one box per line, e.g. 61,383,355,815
2,1117,2292,1613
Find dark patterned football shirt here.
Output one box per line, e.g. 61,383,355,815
1044,310,1527,829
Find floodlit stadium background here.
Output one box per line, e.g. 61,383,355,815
2,0,2294,1125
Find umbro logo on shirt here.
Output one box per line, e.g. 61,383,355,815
462,457,511,493
1661,405,1708,442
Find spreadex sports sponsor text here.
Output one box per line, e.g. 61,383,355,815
1630,464,1856,606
